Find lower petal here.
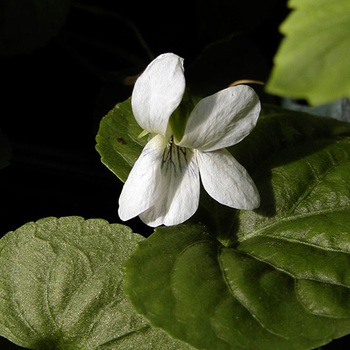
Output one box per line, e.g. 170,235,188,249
197,149,260,210
140,143,200,227
118,135,168,221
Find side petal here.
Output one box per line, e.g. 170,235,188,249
197,149,260,210
177,85,260,151
139,144,200,227
131,53,186,137
118,135,168,221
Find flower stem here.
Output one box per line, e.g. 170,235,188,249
229,79,265,86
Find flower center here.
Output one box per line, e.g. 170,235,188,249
161,136,191,176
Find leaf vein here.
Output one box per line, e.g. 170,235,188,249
287,159,339,216
243,205,350,252
217,247,290,341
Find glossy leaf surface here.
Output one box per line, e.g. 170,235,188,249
123,105,350,349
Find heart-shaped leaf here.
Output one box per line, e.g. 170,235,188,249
0,217,192,349
124,224,350,350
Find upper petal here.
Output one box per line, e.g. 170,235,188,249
177,85,260,151
139,143,200,227
197,149,260,210
131,53,186,137
118,134,168,221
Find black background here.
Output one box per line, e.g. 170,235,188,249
1,0,286,236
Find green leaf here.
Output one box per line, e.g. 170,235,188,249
95,95,350,187
124,108,350,349
0,0,71,56
0,217,192,349
96,98,147,183
266,0,350,105
195,104,350,243
125,225,350,350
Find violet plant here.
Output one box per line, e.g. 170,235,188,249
1,1,350,349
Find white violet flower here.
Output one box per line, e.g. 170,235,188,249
118,53,261,227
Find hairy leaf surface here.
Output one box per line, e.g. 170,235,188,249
0,217,191,349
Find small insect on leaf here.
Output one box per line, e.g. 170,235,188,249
117,137,126,145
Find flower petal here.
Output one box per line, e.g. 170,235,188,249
131,53,186,136
139,143,200,227
118,135,168,221
177,85,260,151
197,149,260,210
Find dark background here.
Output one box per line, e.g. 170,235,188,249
0,1,349,349
0,0,287,236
